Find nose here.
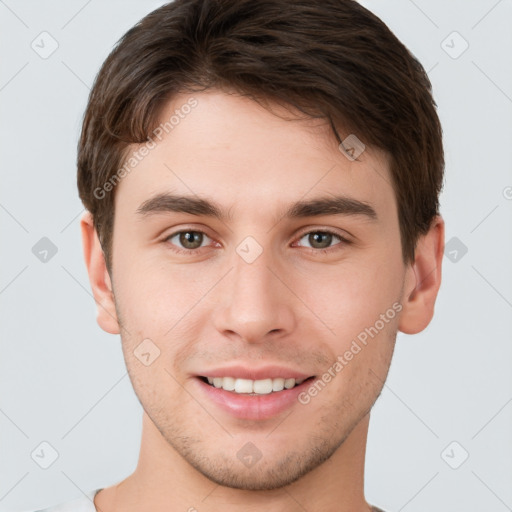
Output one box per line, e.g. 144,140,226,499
212,242,296,344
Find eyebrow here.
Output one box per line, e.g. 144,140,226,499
136,192,378,222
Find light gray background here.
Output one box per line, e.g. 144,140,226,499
1,1,511,511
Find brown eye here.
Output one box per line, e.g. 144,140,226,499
295,229,352,253
179,231,203,249
166,230,211,251
308,232,333,249
298,230,342,250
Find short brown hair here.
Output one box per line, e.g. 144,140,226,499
77,0,444,273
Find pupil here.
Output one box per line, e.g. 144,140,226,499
180,231,202,249
310,232,332,249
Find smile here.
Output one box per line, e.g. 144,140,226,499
199,376,314,395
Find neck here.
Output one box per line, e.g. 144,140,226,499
96,411,372,512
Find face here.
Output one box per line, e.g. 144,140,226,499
105,89,410,490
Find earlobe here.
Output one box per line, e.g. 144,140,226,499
398,216,445,335
80,211,120,335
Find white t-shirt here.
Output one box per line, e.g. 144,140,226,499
29,489,102,512
28,489,387,512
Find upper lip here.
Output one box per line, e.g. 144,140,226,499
196,365,313,381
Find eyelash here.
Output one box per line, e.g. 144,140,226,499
163,228,351,255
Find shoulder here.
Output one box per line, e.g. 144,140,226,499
26,489,102,512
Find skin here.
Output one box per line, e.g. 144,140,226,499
81,89,444,512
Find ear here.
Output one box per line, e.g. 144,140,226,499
398,216,445,334
80,211,120,335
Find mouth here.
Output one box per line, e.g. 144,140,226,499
193,366,317,420
197,375,316,395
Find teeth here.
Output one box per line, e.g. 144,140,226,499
222,376,236,391
253,378,273,394
272,377,285,392
204,376,307,394
284,378,295,389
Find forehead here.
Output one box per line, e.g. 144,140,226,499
114,89,395,221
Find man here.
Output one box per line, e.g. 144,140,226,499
36,0,444,510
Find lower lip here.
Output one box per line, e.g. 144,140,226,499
194,377,314,420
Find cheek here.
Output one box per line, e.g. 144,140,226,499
112,252,212,366
298,258,403,332
290,253,404,375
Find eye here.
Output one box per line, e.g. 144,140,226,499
162,228,350,256
164,229,213,253
295,229,349,252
